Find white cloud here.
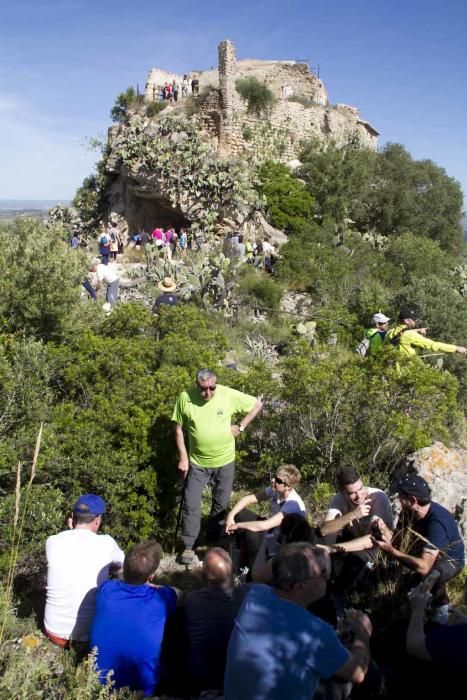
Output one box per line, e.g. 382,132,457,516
0,91,98,198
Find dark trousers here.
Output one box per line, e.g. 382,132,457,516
182,462,235,547
416,557,463,607
234,508,265,570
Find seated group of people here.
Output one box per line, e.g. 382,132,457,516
43,464,466,698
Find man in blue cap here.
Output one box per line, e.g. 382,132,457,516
44,493,124,648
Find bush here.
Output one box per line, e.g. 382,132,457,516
146,101,167,117
110,86,144,123
258,161,315,235
239,271,283,310
235,77,276,115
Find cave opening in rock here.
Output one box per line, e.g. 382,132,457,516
125,194,191,234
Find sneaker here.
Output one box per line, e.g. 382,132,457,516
431,604,449,624
178,548,195,566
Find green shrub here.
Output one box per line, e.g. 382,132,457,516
235,77,276,115
110,86,144,123
258,161,315,235
146,101,167,117
239,271,283,310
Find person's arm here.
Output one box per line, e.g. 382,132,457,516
406,588,431,661
406,330,466,355
251,539,273,582
225,493,258,532
335,613,372,684
229,511,284,534
174,423,189,479
231,396,263,437
320,501,371,537
371,517,438,575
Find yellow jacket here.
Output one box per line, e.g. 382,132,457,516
384,324,458,357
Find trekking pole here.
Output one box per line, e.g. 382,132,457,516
172,482,186,554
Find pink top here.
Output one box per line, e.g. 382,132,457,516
152,228,164,240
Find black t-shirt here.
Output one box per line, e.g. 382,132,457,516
153,293,179,310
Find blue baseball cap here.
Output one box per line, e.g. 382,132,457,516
72,493,106,516
396,474,431,500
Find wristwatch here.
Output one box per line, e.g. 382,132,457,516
238,424,245,432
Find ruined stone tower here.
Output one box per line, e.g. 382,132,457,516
217,39,237,153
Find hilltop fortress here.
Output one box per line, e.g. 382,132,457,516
101,40,379,237
145,39,378,160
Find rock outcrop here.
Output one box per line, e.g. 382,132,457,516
400,442,467,548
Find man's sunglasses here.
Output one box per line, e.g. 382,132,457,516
198,384,217,392
273,476,290,487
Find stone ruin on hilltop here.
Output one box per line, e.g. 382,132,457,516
145,39,378,160
100,40,378,241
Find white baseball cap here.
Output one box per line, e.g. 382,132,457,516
371,312,390,324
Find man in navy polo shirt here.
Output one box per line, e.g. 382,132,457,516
372,473,464,623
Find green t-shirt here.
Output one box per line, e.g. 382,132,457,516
171,384,257,468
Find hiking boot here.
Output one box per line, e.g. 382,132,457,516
178,548,196,566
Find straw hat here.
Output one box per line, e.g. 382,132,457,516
157,277,177,292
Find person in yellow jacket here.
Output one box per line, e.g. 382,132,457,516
384,306,467,358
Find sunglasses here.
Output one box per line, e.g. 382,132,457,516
273,476,290,487
198,384,217,392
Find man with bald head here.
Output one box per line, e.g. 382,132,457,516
181,548,250,692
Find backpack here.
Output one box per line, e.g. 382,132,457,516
99,233,109,246
387,327,409,347
355,330,379,357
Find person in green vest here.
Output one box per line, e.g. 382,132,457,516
356,312,390,356
384,306,467,358
244,239,254,263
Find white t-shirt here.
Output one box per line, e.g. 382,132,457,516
96,263,119,285
325,487,394,539
259,486,307,557
44,528,124,640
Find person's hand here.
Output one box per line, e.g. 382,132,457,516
226,521,239,534
225,515,236,533
177,457,189,479
417,327,429,337
408,587,431,611
231,425,240,437
345,609,372,638
456,346,467,355
353,500,371,520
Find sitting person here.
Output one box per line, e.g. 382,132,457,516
319,467,394,598
224,543,372,700
181,548,250,692
225,464,306,570
372,473,464,623
44,494,124,648
406,581,467,675
90,540,179,696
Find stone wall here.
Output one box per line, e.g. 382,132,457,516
145,39,378,161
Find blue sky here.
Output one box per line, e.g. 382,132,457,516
1,0,466,209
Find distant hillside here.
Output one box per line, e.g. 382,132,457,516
0,199,70,222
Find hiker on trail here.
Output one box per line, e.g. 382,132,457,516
152,277,179,312
172,368,262,565
109,226,120,261
224,543,373,700
356,312,391,356
90,262,120,307
44,494,124,649
91,540,179,696
319,467,394,607
225,464,306,572
178,227,188,256
372,473,465,624
98,227,111,265
182,75,190,97
181,547,250,693
191,77,199,95
384,306,467,358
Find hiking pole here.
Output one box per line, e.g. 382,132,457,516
172,482,186,554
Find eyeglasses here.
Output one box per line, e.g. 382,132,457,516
273,476,290,487
198,384,216,393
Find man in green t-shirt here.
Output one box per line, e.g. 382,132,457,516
172,368,263,565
